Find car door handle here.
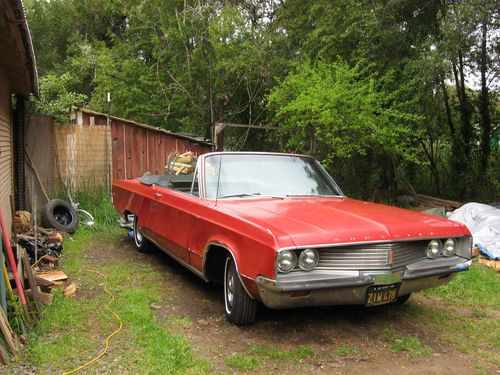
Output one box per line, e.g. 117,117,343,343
154,193,163,198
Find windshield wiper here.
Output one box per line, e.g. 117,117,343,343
218,192,285,199
218,192,262,199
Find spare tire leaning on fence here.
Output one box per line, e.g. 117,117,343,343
41,199,79,233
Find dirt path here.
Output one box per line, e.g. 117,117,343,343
85,235,491,375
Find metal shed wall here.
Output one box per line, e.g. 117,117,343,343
0,70,13,234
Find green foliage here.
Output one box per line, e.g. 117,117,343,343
69,187,119,232
28,73,87,124
25,0,499,200
268,60,421,165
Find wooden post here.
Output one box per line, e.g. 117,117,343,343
123,124,127,179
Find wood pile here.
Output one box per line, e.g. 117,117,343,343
167,151,197,175
13,211,32,234
0,205,73,364
416,194,461,211
478,257,500,272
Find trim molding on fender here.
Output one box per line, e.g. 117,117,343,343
144,234,208,281
202,241,256,300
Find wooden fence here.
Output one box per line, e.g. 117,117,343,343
25,112,213,201
55,125,110,191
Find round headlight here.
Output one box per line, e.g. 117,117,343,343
443,238,456,257
426,240,442,258
298,249,319,271
276,250,297,273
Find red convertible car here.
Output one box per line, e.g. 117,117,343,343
112,152,472,325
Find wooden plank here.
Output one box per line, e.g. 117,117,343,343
21,249,41,314
0,303,20,356
34,276,54,287
0,336,10,364
35,271,68,283
38,291,53,305
416,194,461,209
63,283,77,297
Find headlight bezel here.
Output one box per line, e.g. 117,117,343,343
426,239,442,258
442,238,456,257
275,250,297,273
298,248,319,271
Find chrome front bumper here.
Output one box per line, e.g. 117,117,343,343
255,256,472,309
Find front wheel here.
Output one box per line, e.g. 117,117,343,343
224,257,257,325
393,293,411,305
133,216,153,253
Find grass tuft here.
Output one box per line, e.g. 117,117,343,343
383,327,432,357
250,344,314,362
226,354,260,371
335,345,359,356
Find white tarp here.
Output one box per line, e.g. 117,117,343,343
448,203,500,259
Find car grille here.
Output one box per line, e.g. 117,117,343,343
316,241,427,272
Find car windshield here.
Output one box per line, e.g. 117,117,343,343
204,154,343,199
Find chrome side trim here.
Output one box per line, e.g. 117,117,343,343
277,236,467,252
202,241,255,300
144,234,207,281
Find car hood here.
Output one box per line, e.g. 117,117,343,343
218,197,469,248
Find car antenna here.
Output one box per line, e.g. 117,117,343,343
215,154,223,208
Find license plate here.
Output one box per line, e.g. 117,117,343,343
366,284,400,306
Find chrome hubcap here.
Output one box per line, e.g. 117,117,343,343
224,258,235,313
134,219,143,245
227,273,234,307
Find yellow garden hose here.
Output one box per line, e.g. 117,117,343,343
30,255,48,269
3,262,15,300
62,269,123,375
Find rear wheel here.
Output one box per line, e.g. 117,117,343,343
133,216,152,253
224,257,257,325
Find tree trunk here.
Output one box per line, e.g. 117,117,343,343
440,77,455,135
454,53,472,157
419,139,441,195
216,95,226,151
451,58,471,199
479,20,491,172
390,155,417,198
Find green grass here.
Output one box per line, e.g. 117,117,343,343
405,304,500,356
167,316,194,328
24,227,211,374
335,345,359,357
250,344,314,362
226,354,260,371
383,327,432,357
72,187,121,232
422,264,500,309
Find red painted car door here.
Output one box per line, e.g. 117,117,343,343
148,187,200,263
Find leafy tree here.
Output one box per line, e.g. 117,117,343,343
28,73,87,124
